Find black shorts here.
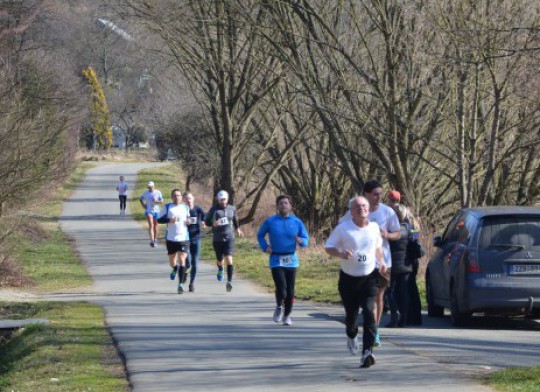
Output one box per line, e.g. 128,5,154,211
213,239,235,261
166,240,189,255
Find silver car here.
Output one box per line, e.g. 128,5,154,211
426,206,540,326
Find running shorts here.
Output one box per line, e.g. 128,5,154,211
213,239,235,261
166,240,189,255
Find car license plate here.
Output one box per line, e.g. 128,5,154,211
510,264,540,275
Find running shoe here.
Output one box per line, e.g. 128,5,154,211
374,332,381,347
177,284,184,294
153,239,158,247
360,349,376,368
282,316,292,326
217,270,224,281
189,283,195,292
150,241,155,248
169,266,178,280
226,281,233,292
273,307,283,323
347,336,360,355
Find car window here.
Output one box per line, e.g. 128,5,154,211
478,216,540,251
442,212,463,243
457,213,476,245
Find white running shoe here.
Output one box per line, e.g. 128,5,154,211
273,307,283,323
282,316,292,326
347,336,360,355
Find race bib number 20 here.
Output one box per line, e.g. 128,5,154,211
357,253,367,264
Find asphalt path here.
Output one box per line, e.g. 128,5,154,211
53,163,540,392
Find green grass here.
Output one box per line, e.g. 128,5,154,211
486,366,540,392
0,302,128,391
7,162,96,292
0,160,128,391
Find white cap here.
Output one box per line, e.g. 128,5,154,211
217,190,228,200
147,181,155,187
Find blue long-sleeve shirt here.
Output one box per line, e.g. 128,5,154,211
257,214,309,268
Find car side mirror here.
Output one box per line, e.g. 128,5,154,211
433,236,443,247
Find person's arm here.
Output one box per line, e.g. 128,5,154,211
139,195,146,209
386,210,402,241
325,247,353,259
233,207,244,237
156,204,170,224
296,220,309,248
376,247,387,274
257,220,271,253
386,230,401,241
198,206,207,228
204,207,214,227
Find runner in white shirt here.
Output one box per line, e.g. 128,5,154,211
157,189,190,293
363,180,400,347
325,196,385,369
116,176,129,215
139,181,164,248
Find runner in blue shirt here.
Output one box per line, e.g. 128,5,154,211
257,195,309,326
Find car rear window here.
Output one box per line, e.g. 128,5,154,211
478,216,540,251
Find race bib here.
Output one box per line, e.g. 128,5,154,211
218,217,229,226
279,255,294,266
189,217,198,224
356,252,368,264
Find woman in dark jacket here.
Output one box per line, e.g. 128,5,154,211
387,204,415,327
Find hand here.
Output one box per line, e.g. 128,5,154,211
237,229,244,237
201,222,206,228
296,236,303,245
265,246,272,254
171,216,178,223
380,229,388,239
212,220,219,227
379,263,387,274
342,250,353,259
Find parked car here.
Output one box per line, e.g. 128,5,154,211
426,206,540,326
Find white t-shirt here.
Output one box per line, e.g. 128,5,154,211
368,203,400,268
325,220,382,277
161,203,190,242
140,190,163,214
116,181,129,196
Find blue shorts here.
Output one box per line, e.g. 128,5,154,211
146,212,159,220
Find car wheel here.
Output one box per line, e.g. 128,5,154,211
426,274,444,317
450,284,471,327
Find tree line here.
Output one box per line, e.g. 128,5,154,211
113,0,540,234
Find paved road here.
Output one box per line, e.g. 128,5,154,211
55,163,539,392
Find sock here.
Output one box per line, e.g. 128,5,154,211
227,264,233,282
171,265,178,273
218,265,224,273
178,266,185,285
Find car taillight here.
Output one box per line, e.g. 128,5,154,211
466,249,480,273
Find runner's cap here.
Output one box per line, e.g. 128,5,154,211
147,181,155,187
217,190,228,200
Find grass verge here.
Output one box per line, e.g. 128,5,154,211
0,302,128,391
486,366,540,392
1,160,129,391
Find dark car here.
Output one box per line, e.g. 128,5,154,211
426,206,540,326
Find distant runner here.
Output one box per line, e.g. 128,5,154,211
116,175,129,215
257,195,309,326
139,181,163,247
